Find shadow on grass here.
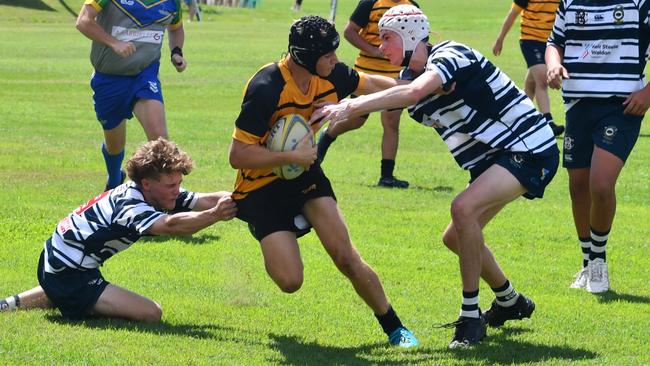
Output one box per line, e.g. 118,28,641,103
595,290,650,304
0,0,55,10
57,0,78,17
446,327,598,364
269,334,444,365
46,315,263,343
140,233,222,245
363,184,455,193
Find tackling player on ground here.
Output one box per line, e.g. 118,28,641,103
0,139,236,321
228,15,418,348
312,5,560,348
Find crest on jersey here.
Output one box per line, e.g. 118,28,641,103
613,6,624,24
575,11,587,25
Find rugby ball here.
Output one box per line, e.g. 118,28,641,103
266,114,314,180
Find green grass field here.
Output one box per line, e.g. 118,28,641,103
1,0,649,364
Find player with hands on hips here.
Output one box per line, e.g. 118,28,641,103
546,0,650,293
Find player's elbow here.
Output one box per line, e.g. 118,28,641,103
405,88,424,105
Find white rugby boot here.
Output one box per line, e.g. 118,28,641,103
586,258,609,293
570,266,589,289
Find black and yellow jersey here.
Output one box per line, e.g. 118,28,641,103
350,0,419,77
231,58,366,199
512,0,559,42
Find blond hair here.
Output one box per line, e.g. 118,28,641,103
126,138,194,184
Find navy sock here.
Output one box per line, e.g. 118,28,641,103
579,236,591,267
544,112,554,124
375,305,403,336
102,143,125,189
381,159,395,178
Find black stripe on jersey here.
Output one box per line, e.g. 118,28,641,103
69,217,84,242
359,54,389,61
354,64,397,74
136,212,163,233
277,101,313,110
569,75,640,80
521,24,554,32
239,169,275,181
563,62,641,74
51,246,81,269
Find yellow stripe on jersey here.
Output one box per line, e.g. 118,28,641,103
512,0,559,42
354,0,418,76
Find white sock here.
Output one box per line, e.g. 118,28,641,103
1,295,19,311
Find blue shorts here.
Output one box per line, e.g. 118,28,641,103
37,246,109,319
469,147,560,200
519,40,546,68
90,62,164,130
563,97,643,168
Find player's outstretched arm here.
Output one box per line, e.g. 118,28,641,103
355,74,400,95
147,195,237,236
168,26,187,72
192,191,234,211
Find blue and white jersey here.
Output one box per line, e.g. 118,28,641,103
44,181,197,273
548,0,650,99
408,41,557,170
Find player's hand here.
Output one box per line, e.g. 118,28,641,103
492,39,503,56
292,131,317,170
172,54,187,72
212,194,237,221
547,64,569,90
310,100,353,128
111,41,136,58
371,46,384,58
623,87,650,116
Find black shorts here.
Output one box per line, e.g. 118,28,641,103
469,146,559,200
235,164,336,241
519,40,546,68
563,97,643,168
37,248,109,319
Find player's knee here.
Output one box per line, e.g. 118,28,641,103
141,302,163,322
450,197,474,224
277,277,303,293
333,251,363,278
590,180,615,203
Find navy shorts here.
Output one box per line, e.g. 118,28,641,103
563,97,643,168
235,164,336,241
37,249,109,319
90,61,164,130
470,146,560,199
519,40,546,68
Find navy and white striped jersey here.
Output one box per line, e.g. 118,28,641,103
44,181,197,273
407,41,557,170
548,0,650,99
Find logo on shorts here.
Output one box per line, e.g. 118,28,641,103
148,81,159,93
301,184,316,194
120,0,134,5
88,278,104,286
613,6,625,24
575,11,588,25
510,154,524,168
594,14,604,21
540,168,550,181
564,135,574,151
603,125,618,144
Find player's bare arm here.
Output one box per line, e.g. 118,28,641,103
168,25,186,72
545,44,568,89
192,191,234,211
623,84,650,116
344,20,382,58
229,134,316,170
147,195,237,236
76,4,135,57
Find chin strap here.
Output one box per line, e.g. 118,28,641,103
401,50,413,67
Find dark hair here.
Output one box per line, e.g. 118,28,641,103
125,138,194,185
288,15,339,75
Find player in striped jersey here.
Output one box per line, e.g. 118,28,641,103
229,16,418,348
317,0,419,188
0,139,236,320
546,0,649,293
312,5,560,348
76,0,187,191
492,0,566,137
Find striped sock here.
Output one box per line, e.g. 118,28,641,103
460,290,480,318
590,228,609,262
579,237,591,268
492,280,520,307
0,295,19,311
